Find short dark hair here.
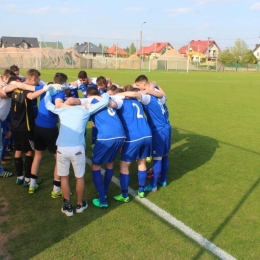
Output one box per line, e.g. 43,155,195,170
54,72,68,84
78,71,87,79
123,84,134,92
113,88,124,94
26,69,41,78
96,76,106,86
2,69,15,78
10,65,19,72
87,86,99,96
7,75,22,84
135,74,148,83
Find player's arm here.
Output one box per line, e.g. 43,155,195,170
88,93,109,115
115,91,142,101
5,81,35,92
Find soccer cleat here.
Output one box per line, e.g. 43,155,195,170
158,180,167,187
76,201,88,213
51,190,63,199
16,178,24,185
29,184,38,194
0,171,13,177
144,184,157,192
137,191,145,198
146,156,152,163
113,194,130,203
1,160,10,165
92,198,108,209
3,156,12,160
23,179,42,187
61,204,73,217
51,190,72,199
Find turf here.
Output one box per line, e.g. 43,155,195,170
0,69,260,259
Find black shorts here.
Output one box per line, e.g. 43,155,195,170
13,131,34,152
34,125,58,154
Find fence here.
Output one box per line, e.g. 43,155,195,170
0,34,259,72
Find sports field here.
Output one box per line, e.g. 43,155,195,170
1,69,260,259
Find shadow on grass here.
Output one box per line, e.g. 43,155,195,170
0,154,120,260
191,175,260,260
168,127,220,183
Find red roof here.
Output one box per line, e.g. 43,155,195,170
178,40,220,56
136,42,172,55
106,44,128,55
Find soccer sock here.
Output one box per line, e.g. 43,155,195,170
120,173,130,198
160,155,169,183
92,170,106,203
91,126,98,145
53,180,61,192
138,170,147,192
30,173,37,188
64,199,72,207
150,159,162,188
24,156,33,179
14,157,23,178
104,168,114,196
1,137,9,159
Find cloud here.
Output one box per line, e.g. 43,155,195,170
250,2,260,10
191,0,237,4
123,6,142,12
196,22,210,30
58,7,81,13
5,5,51,14
165,8,191,17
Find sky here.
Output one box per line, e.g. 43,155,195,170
0,0,260,51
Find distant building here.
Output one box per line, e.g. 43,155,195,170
0,36,39,49
75,42,107,57
39,41,64,49
178,40,220,61
252,44,260,62
106,44,128,57
136,42,174,59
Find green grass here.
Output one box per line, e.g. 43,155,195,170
1,69,260,259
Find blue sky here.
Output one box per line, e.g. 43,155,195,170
0,0,260,50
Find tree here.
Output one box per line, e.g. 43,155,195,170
124,42,136,55
98,43,108,51
218,39,256,66
217,49,235,65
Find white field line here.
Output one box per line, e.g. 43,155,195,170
85,158,237,260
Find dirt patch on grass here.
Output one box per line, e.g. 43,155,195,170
0,199,17,260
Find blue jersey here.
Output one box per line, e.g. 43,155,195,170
90,98,125,140
65,88,79,100
98,88,107,95
36,91,65,128
141,95,170,132
116,98,152,142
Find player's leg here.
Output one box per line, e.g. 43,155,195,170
158,155,169,186
70,145,88,213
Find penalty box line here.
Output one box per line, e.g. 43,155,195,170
85,158,237,260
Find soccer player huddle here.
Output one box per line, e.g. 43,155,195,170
0,67,171,217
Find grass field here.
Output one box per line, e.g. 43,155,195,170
1,69,260,259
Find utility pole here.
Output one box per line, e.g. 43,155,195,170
140,21,146,70
207,37,211,71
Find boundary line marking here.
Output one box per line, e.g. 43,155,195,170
86,157,237,260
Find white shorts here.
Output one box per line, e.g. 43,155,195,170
57,145,86,178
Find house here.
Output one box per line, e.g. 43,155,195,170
106,44,128,57
136,42,174,59
0,36,39,48
39,41,64,49
252,44,260,62
178,40,220,61
75,42,107,57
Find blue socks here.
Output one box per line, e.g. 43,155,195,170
104,168,114,196
138,170,147,192
120,173,130,198
150,159,162,188
160,156,169,183
92,170,106,203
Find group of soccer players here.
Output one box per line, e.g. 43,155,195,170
0,66,171,217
